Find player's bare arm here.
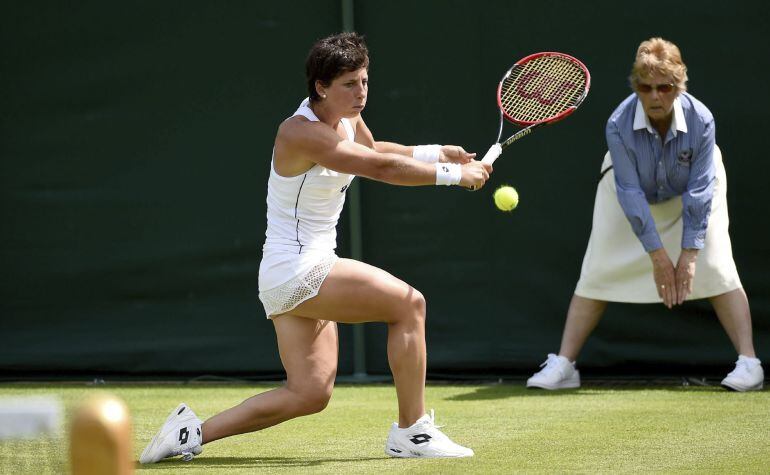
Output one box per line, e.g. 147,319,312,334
277,115,490,188
351,114,475,165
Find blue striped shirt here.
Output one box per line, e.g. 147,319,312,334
606,92,716,252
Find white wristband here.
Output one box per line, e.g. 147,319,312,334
435,163,462,186
413,144,442,163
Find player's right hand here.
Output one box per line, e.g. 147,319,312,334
461,161,492,190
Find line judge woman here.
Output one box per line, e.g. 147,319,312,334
527,37,763,392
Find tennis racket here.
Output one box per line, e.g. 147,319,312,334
480,52,591,165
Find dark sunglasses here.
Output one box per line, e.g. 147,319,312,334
637,83,675,94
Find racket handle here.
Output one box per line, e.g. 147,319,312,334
481,143,502,165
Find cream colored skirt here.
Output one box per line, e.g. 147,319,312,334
575,145,742,303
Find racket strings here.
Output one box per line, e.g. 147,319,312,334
501,56,587,123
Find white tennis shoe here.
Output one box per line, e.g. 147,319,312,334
527,353,581,390
140,403,203,464
721,355,764,392
385,410,473,458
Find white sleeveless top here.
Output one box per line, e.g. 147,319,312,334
258,98,356,291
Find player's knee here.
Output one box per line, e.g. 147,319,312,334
295,385,333,415
410,288,426,318
288,373,334,414
401,288,426,326
385,286,426,325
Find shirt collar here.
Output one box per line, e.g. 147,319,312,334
633,97,688,136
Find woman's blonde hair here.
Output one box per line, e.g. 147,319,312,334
629,37,688,92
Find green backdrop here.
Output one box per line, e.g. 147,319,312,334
2,0,768,379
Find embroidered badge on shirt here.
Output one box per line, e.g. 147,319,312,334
677,148,693,164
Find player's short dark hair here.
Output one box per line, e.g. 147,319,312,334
306,32,369,101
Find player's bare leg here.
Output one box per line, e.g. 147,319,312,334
289,259,472,457
289,258,426,427
201,315,338,442
193,258,470,457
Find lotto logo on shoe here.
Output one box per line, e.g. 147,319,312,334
409,433,432,445
179,427,189,444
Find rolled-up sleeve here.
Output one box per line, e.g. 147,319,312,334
681,120,716,249
607,120,663,252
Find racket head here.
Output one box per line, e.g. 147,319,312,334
496,52,591,126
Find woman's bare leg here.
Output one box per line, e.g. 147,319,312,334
202,315,338,443
710,288,756,357
203,257,427,443
290,258,427,428
558,295,608,361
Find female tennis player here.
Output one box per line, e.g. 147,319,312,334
140,32,490,464
527,37,763,392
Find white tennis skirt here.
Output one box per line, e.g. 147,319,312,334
258,248,338,318
575,145,742,303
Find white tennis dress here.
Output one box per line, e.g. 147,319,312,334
258,98,356,317
575,145,742,302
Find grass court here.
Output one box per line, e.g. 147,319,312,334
1,382,768,474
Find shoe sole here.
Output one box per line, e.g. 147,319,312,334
140,403,189,464
385,446,473,458
385,440,473,458
526,380,580,390
721,381,764,392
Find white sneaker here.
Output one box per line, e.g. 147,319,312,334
140,403,203,464
385,410,473,458
721,355,764,392
526,353,581,390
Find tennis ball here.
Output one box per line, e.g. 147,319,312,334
493,185,519,211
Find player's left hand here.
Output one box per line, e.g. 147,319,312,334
440,145,476,164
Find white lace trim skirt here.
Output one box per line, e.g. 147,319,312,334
258,250,338,318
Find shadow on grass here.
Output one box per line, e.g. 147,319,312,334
136,455,389,470
444,385,576,401
444,381,728,401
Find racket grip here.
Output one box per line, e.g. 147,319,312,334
481,143,502,165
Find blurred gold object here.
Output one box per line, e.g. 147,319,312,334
70,394,133,475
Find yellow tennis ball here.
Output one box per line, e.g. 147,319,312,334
493,186,519,211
